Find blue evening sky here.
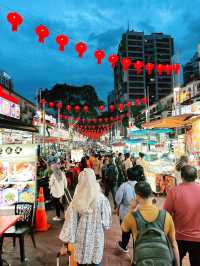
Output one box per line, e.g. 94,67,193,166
0,0,199,102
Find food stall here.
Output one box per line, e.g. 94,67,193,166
0,91,38,214
0,144,37,215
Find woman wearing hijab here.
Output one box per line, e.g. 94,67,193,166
49,159,68,221
59,168,112,266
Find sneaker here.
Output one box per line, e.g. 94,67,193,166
118,241,129,253
52,216,62,221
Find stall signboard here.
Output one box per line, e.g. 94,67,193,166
71,149,84,162
0,144,37,209
35,111,56,124
176,81,200,104
0,96,20,119
172,102,200,116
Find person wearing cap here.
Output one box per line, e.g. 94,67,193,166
49,158,68,221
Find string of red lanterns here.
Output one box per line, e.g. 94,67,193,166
43,97,148,114
6,11,181,75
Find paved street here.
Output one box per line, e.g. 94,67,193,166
3,198,190,266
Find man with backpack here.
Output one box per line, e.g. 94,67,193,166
105,156,118,209
121,181,180,266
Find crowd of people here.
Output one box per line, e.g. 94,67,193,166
37,151,200,266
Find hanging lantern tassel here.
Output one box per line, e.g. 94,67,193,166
118,103,124,112
121,58,132,72
49,102,54,108
156,64,164,75
133,61,144,74
127,101,132,109
94,50,105,64
7,12,23,32
172,64,180,75
98,105,105,112
75,42,87,57
74,105,80,113
83,105,89,113
164,64,172,75
141,97,148,105
145,63,154,75
135,99,141,106
109,105,115,112
56,102,62,109
35,25,50,43
108,54,119,68
56,35,69,51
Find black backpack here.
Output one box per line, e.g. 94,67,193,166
133,210,174,266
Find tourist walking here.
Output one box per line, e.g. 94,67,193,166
115,166,139,252
59,168,112,266
121,181,180,266
104,156,118,209
164,165,200,266
116,153,126,187
49,159,68,221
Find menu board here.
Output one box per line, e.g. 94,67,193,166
0,96,20,119
0,144,37,207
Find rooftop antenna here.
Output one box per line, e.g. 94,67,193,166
127,20,130,32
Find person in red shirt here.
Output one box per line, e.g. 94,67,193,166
164,165,200,266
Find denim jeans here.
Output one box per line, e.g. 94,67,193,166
105,181,117,208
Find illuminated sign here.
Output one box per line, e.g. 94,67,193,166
0,96,20,119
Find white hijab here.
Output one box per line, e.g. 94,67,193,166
71,168,101,214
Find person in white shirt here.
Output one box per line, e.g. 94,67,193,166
49,159,68,221
123,153,132,177
136,152,149,172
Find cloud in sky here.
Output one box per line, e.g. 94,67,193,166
0,0,200,102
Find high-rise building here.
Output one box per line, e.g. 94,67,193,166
114,31,174,104
183,44,200,85
0,70,13,91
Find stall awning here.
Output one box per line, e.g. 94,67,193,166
0,116,38,133
142,114,193,129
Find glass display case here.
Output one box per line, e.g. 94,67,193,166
0,144,37,213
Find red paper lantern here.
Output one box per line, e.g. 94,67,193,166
35,25,49,43
110,116,114,122
49,102,54,108
104,117,109,123
65,116,68,119
83,105,89,113
120,114,125,119
74,105,80,113
156,64,164,75
133,61,144,74
116,115,119,120
109,105,115,112
76,117,81,122
75,42,87,57
82,118,85,124
145,63,154,75
66,105,71,112
118,103,124,111
126,112,131,117
94,50,105,64
88,118,92,124
172,64,180,74
121,57,132,72
93,118,97,124
98,105,105,112
56,35,69,52
141,97,148,105
108,54,119,68
127,101,132,108
56,102,62,109
99,118,103,123
7,12,23,32
135,99,141,106
164,64,172,75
